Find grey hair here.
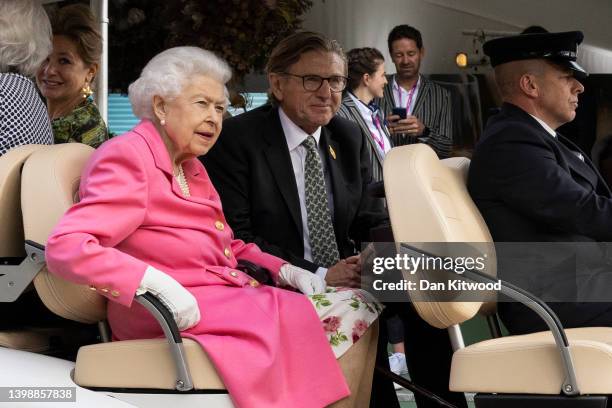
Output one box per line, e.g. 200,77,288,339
0,0,52,77
128,46,232,120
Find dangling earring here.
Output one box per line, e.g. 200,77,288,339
81,83,93,99
160,119,166,126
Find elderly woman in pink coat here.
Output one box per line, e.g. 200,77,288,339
45,46,381,408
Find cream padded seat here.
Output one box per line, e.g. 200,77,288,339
75,338,225,390
18,144,227,391
384,144,612,398
451,327,612,394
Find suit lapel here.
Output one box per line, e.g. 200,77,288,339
412,76,429,117
262,109,303,235
319,127,347,230
558,134,610,194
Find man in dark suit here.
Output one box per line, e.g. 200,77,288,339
468,31,612,334
202,32,386,286
203,31,466,408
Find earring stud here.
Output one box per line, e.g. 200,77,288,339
160,119,166,126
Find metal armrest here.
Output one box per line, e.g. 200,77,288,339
134,293,194,392
2,240,195,392
399,243,580,396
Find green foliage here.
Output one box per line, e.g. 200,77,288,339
108,0,314,93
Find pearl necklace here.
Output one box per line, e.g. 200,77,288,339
175,164,191,196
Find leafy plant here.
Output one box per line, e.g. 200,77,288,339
108,0,314,97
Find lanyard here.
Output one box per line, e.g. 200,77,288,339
370,113,386,152
396,78,419,114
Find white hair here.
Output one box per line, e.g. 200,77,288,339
0,0,52,77
128,46,232,120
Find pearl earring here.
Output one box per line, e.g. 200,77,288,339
160,119,166,126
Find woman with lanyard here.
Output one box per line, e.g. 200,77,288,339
337,47,392,183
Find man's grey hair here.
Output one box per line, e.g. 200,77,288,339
0,0,52,77
128,46,232,120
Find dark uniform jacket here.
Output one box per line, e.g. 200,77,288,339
468,102,612,334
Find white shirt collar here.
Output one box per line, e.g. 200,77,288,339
528,113,557,138
278,107,322,151
348,92,373,118
392,74,421,93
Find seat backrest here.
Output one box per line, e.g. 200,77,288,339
0,145,47,257
20,143,106,323
383,144,495,328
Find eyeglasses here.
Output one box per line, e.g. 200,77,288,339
280,73,348,93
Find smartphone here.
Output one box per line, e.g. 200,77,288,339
391,107,407,119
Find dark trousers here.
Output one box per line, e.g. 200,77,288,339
370,304,468,408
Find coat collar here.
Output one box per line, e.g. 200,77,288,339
342,92,356,107
262,108,303,235
132,119,201,178
318,126,346,226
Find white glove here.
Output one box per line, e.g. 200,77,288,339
136,266,201,330
279,264,326,295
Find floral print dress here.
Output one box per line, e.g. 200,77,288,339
309,287,383,358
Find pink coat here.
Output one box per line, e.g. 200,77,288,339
46,120,350,407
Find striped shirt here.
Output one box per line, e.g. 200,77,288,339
379,74,453,158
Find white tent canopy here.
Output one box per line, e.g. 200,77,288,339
303,0,612,74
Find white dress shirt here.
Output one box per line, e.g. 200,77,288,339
278,107,332,278
392,75,421,114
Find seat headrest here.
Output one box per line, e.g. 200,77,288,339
383,144,495,328
0,145,47,257
21,143,106,323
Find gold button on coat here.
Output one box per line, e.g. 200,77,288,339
215,221,224,231
249,279,260,287
111,290,120,297
100,288,109,293
224,248,231,258
89,285,97,291
230,271,238,277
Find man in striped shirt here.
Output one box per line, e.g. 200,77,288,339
380,25,453,158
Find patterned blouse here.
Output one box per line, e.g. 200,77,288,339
52,98,108,148
0,73,53,156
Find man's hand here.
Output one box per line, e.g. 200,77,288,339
326,257,361,288
343,254,362,272
387,114,425,136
